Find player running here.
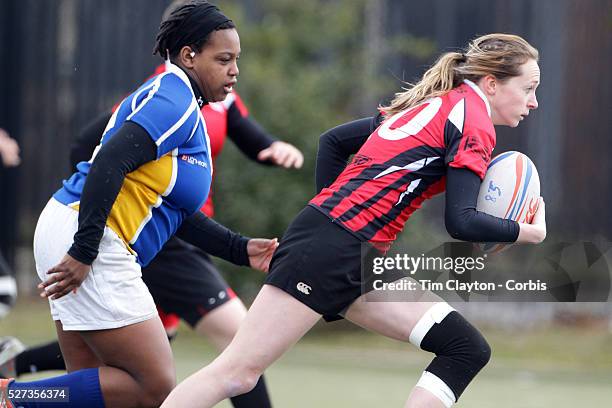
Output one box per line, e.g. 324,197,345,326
161,33,546,408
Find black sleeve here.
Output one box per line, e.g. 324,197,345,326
444,167,520,242
226,102,276,163
67,121,157,265
315,114,382,193
175,212,250,266
70,111,113,169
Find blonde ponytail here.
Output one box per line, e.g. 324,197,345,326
381,33,539,116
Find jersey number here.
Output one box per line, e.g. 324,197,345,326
378,97,442,141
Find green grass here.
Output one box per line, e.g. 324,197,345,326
2,298,611,407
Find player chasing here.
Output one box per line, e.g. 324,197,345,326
161,33,545,408
1,2,280,407
0,1,303,406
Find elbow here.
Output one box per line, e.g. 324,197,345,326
445,217,464,240
445,211,477,242
318,128,338,151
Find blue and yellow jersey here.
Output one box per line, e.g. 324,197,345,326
54,63,213,266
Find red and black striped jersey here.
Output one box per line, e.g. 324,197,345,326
310,80,495,247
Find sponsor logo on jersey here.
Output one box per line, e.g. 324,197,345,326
296,282,312,295
351,154,372,166
181,155,208,168
464,134,491,163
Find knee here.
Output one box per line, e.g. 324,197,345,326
139,371,176,408
411,305,492,402
419,309,492,371
466,329,491,370
224,361,264,397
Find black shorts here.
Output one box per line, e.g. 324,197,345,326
265,205,370,322
142,236,236,327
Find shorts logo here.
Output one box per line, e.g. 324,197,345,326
296,282,312,295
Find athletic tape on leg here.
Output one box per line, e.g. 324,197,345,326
410,305,491,401
408,303,455,348
415,371,456,408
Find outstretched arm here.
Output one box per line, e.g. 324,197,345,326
226,102,303,169
176,213,278,272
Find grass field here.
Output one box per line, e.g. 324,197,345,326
2,298,611,407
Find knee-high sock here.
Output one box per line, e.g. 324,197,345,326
7,367,104,408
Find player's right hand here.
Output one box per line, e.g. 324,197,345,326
517,197,546,244
257,141,304,169
247,238,279,273
530,197,546,242
39,254,91,300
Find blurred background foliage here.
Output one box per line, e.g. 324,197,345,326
205,0,437,294
0,0,610,310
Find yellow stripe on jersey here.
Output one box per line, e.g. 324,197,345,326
106,154,175,249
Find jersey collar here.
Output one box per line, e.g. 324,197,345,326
463,79,491,117
165,61,208,108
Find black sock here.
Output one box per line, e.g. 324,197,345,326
229,375,272,408
15,341,66,376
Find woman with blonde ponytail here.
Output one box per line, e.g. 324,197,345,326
163,33,545,408
384,33,540,116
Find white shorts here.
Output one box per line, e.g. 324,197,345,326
33,198,157,331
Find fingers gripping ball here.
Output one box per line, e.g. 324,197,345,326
477,151,540,252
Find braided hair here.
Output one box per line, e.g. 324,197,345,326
153,0,235,60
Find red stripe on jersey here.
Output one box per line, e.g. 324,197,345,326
341,188,398,231
312,135,445,208
310,82,495,246
332,168,408,222
368,178,446,243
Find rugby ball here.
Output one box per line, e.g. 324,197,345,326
477,151,540,252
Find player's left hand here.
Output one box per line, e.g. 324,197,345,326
39,254,91,300
247,238,279,273
257,141,304,169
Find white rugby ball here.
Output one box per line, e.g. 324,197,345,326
477,151,540,252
